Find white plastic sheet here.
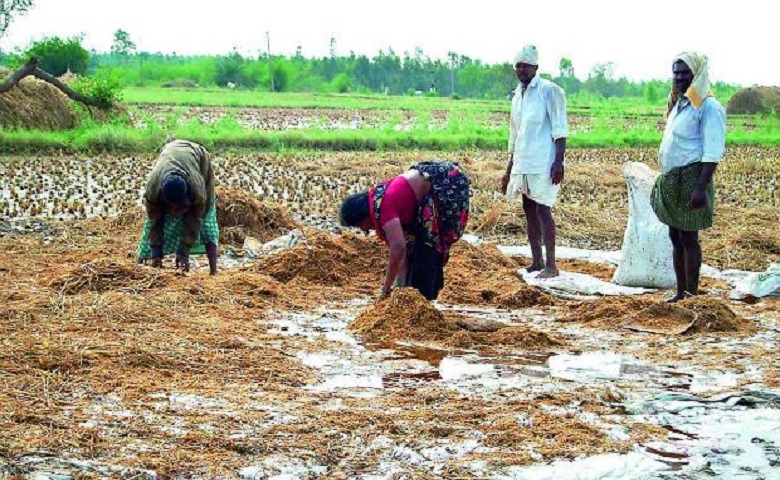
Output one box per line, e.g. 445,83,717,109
520,270,654,298
723,263,780,299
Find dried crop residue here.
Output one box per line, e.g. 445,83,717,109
704,207,780,271
49,259,173,294
257,232,385,294
726,86,780,115
625,303,698,334
350,288,460,343
554,259,616,281
439,242,555,307
678,296,754,333
216,187,299,246
483,408,628,461
560,297,657,328
0,69,79,130
446,326,562,350
766,368,779,388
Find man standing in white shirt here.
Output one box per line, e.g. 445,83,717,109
501,45,569,279
651,52,726,303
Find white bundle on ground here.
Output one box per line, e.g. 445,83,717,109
724,264,780,300
612,162,676,288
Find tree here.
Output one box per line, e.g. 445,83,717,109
110,29,136,59
215,50,256,88
0,0,33,38
559,57,574,79
25,35,89,76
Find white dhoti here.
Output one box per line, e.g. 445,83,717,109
507,173,560,207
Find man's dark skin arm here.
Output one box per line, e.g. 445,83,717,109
688,163,716,209
550,138,566,185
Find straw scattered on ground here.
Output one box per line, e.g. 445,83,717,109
446,326,562,350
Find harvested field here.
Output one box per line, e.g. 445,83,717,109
5,147,776,269
2,145,779,478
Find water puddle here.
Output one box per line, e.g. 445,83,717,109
267,304,779,478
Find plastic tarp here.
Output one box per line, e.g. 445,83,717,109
520,270,654,298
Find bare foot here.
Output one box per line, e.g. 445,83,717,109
538,267,559,279
665,291,694,304
526,263,544,273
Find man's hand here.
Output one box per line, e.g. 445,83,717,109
550,161,565,185
500,173,510,195
687,187,708,210
175,250,190,272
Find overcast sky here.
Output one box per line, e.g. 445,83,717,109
3,0,779,86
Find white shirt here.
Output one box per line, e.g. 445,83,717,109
658,96,726,173
508,75,569,175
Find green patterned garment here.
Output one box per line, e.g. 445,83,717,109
137,197,219,259
651,162,715,232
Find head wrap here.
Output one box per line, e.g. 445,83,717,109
160,174,188,205
339,191,370,227
513,45,539,66
666,51,714,117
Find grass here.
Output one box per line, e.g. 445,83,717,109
0,88,776,154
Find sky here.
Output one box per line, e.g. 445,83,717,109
2,0,779,86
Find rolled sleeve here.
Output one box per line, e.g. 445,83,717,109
546,85,569,140
701,101,726,163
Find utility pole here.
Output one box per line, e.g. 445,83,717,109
266,31,275,92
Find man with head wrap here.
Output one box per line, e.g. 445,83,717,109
651,52,726,302
339,161,470,301
137,139,219,275
501,45,569,278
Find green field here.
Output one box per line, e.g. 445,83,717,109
1,89,777,154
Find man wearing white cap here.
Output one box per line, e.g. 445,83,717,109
651,52,726,303
501,45,569,278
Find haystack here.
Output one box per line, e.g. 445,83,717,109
256,232,385,290
726,86,780,115
350,288,460,343
0,68,80,130
216,187,299,246
678,296,754,333
439,242,555,307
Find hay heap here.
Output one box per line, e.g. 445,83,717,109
625,303,698,334
678,296,754,333
561,297,657,327
49,259,172,294
447,326,561,349
256,232,385,291
726,86,780,115
0,68,80,130
216,187,299,246
350,288,460,343
439,242,554,308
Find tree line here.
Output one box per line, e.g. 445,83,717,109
1,30,740,102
